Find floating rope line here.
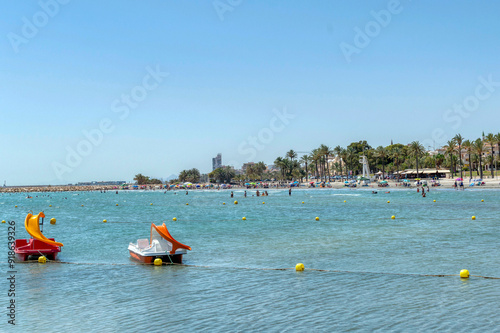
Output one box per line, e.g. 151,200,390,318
7,261,500,280
103,216,500,224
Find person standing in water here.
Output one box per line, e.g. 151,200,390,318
289,188,292,196
230,191,234,198
244,191,247,198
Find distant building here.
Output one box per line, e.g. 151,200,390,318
241,162,255,173
77,181,126,186
266,164,279,172
212,153,222,170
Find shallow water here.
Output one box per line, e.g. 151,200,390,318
1,188,499,331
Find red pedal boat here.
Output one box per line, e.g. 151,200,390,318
14,212,63,261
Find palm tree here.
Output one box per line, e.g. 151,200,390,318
391,147,403,182
254,161,266,180
444,139,456,177
333,146,344,178
473,138,485,179
485,133,496,178
409,141,425,178
453,134,464,179
463,140,473,179
319,144,331,181
311,148,323,181
282,158,293,180
274,157,285,180
286,150,297,162
308,158,317,181
346,147,357,178
339,148,348,178
435,154,445,169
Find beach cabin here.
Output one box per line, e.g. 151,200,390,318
400,169,450,179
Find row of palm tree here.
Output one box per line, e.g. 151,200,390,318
271,133,499,181
444,133,500,180
165,133,499,184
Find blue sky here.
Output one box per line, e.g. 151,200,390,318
1,0,500,185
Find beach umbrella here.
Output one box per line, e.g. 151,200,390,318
309,181,314,184
380,180,388,184
455,178,463,181
344,181,349,184
245,183,250,186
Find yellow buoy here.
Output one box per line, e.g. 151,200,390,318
344,200,346,203
50,218,56,225
173,217,177,221
49,204,52,207
387,201,390,204
38,256,47,264
15,205,17,208
302,201,304,204
262,202,265,204
150,203,153,206
154,258,162,266
223,202,226,205
242,217,246,220
460,269,469,278
116,203,119,206
103,219,107,223
315,217,319,221
433,200,436,202
81,204,84,207
295,263,304,271
472,216,476,220
186,203,189,205
481,199,484,202
234,200,238,205
1,220,6,224
391,215,395,220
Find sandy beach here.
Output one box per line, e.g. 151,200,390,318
2,176,499,193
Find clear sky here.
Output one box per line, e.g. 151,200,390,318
1,0,500,185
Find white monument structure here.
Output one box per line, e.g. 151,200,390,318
359,155,373,182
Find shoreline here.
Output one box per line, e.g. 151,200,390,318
2,177,500,193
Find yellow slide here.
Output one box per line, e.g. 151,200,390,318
25,212,64,247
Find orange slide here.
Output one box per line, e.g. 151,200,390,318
25,212,64,247
151,223,190,254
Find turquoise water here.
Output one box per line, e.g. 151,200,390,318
1,188,499,331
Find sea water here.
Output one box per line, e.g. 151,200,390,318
1,188,499,331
